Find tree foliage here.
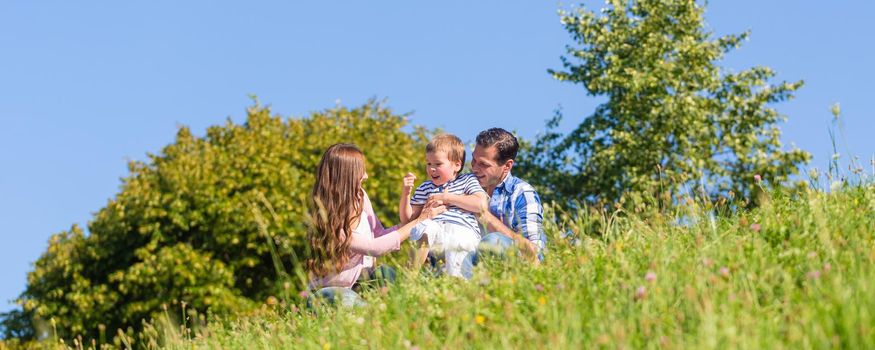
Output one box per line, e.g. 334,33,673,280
517,0,810,206
9,99,429,341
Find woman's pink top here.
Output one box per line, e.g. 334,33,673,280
309,191,400,289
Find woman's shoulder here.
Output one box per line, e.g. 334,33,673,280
361,189,374,212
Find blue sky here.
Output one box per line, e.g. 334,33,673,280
1,1,873,313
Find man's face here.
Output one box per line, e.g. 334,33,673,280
471,145,512,191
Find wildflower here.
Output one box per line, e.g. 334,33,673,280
645,271,657,283
291,305,299,314
754,174,762,183
298,290,309,299
634,286,647,300
322,343,331,350
719,267,730,278
266,296,278,306
807,270,821,279
702,257,713,267
475,315,486,325
538,296,547,305
823,263,832,273
534,284,545,292
379,286,390,296
750,223,761,232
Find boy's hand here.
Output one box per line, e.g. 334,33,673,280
427,185,451,206
402,172,416,194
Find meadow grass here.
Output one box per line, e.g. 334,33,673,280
133,181,875,350
8,179,872,350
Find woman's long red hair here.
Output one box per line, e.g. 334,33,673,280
306,143,366,277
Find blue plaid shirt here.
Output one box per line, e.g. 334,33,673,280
487,173,546,251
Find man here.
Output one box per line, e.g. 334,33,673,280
470,128,545,261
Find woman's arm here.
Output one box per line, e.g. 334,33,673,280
353,194,446,257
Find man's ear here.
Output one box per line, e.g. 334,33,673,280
504,159,515,171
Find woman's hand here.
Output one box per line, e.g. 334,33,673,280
420,199,447,220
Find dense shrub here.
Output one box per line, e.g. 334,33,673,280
11,99,430,340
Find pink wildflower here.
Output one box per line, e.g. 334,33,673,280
298,290,309,299
823,263,832,273
534,284,545,292
807,270,821,279
702,258,713,267
645,271,657,283
750,223,761,232
635,286,647,300
754,174,762,182
719,267,730,278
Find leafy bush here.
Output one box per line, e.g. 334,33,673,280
11,99,430,341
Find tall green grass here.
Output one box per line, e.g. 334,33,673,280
130,181,873,350
8,171,872,350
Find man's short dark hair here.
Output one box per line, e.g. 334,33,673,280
476,128,519,163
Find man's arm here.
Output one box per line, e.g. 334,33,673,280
512,188,545,252
478,208,538,262
428,192,489,213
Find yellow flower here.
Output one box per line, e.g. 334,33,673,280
538,296,547,305
475,315,486,325
323,343,331,350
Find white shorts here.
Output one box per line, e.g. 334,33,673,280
422,221,480,279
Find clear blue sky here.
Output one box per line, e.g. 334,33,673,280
1,1,872,313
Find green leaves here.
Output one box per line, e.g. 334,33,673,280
519,0,810,207
14,99,430,340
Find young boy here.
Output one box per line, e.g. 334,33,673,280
399,134,489,279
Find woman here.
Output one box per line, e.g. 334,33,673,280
306,143,444,307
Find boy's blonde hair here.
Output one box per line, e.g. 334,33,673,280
426,134,466,173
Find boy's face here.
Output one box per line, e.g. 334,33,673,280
426,151,460,186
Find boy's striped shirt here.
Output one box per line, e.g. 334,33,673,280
410,173,484,233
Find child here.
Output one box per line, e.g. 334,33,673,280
399,134,489,279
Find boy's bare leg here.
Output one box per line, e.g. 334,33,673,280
409,235,430,270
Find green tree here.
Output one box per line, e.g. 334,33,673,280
517,0,810,206
8,99,430,342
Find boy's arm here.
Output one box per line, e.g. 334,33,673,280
399,172,419,225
